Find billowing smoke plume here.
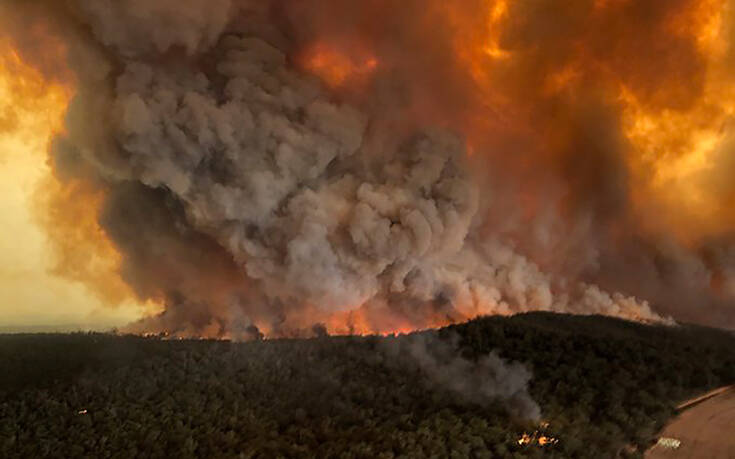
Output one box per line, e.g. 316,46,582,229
382,332,541,420
3,0,735,336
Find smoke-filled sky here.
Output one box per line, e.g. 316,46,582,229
1,0,735,336
0,39,152,330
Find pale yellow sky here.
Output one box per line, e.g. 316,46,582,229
0,49,149,331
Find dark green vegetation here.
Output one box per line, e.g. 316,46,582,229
1,312,734,458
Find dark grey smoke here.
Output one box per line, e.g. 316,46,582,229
382,332,541,420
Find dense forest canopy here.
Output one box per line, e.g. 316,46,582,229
1,312,734,458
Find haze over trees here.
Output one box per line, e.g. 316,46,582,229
1,312,734,458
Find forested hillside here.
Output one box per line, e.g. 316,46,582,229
1,313,734,458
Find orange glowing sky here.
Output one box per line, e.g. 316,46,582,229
0,41,153,330
3,0,735,332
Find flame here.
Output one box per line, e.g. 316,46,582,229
303,43,379,88
322,305,462,337
261,301,463,338
517,433,533,446
518,422,559,447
